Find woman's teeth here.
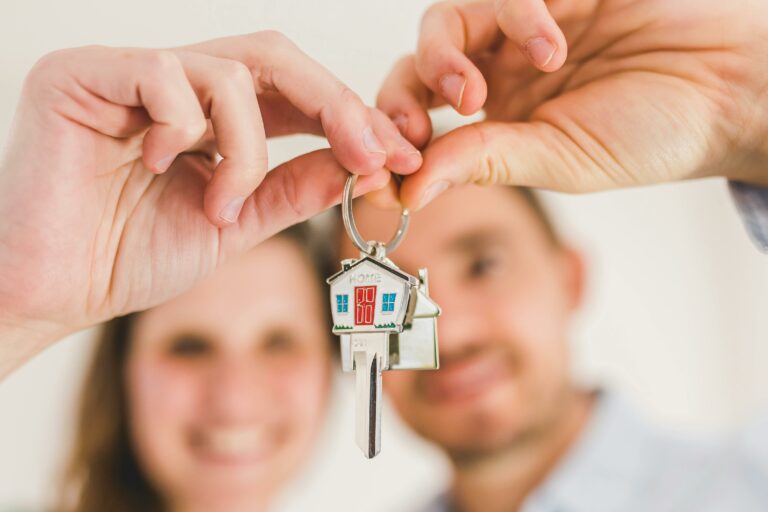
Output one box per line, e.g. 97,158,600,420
200,427,270,457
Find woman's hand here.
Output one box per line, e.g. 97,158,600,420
377,0,768,210
0,32,421,376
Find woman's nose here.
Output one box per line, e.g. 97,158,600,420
203,356,268,422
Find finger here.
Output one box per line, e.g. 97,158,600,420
257,92,323,137
377,55,434,148
370,108,422,175
414,1,497,114
52,81,153,138
494,0,568,72
185,32,421,175
364,175,402,210
175,51,268,227
37,46,208,173
220,149,391,256
398,121,601,211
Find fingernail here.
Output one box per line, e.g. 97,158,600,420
439,73,466,110
397,133,421,156
524,37,557,68
392,113,409,134
418,180,451,210
362,127,387,155
153,155,177,173
219,196,246,224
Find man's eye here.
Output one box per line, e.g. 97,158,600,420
168,334,211,358
468,255,499,278
263,329,298,354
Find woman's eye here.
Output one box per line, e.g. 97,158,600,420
262,329,298,354
168,334,211,358
468,255,500,279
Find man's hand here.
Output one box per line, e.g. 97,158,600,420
0,32,422,376
377,0,768,210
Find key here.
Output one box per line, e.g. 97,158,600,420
328,252,440,458
328,174,441,458
351,334,387,457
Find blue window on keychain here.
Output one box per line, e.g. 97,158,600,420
382,293,396,312
336,294,349,313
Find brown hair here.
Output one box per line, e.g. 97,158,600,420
57,223,331,512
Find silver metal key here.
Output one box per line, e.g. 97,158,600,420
351,334,386,457
327,174,441,459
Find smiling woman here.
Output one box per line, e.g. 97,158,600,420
56,223,334,512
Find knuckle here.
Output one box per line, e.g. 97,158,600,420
467,123,508,186
321,83,363,132
24,46,104,100
421,1,450,26
144,49,183,77
252,29,294,50
27,46,91,83
337,82,363,107
395,54,416,72
219,60,254,90
184,116,208,141
420,0,462,36
29,50,66,77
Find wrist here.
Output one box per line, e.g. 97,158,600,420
0,313,69,380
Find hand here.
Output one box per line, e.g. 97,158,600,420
377,0,768,210
0,32,421,375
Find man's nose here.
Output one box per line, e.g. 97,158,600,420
431,286,488,362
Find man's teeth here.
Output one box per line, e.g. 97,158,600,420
202,428,269,455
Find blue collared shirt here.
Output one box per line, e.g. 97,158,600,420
730,182,768,253
421,392,768,512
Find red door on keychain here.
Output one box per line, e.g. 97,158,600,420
355,286,376,325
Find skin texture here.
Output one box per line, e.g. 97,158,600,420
376,0,768,210
127,238,331,512
341,186,593,512
0,32,421,378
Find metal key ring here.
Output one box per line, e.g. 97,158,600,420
342,174,409,257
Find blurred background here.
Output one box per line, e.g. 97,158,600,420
1,0,767,510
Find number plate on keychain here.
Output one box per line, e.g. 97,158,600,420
327,175,441,458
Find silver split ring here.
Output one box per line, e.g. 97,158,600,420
341,174,409,257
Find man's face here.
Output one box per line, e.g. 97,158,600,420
340,186,583,457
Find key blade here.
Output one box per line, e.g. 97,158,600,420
354,350,382,458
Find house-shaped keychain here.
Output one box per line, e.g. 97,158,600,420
327,254,440,373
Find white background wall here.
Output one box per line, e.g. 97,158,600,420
1,0,767,510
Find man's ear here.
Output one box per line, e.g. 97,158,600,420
559,246,586,311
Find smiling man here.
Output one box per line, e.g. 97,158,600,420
338,184,764,512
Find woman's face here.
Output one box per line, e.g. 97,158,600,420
126,237,331,512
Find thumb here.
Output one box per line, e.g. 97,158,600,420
494,0,568,72
399,121,601,210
